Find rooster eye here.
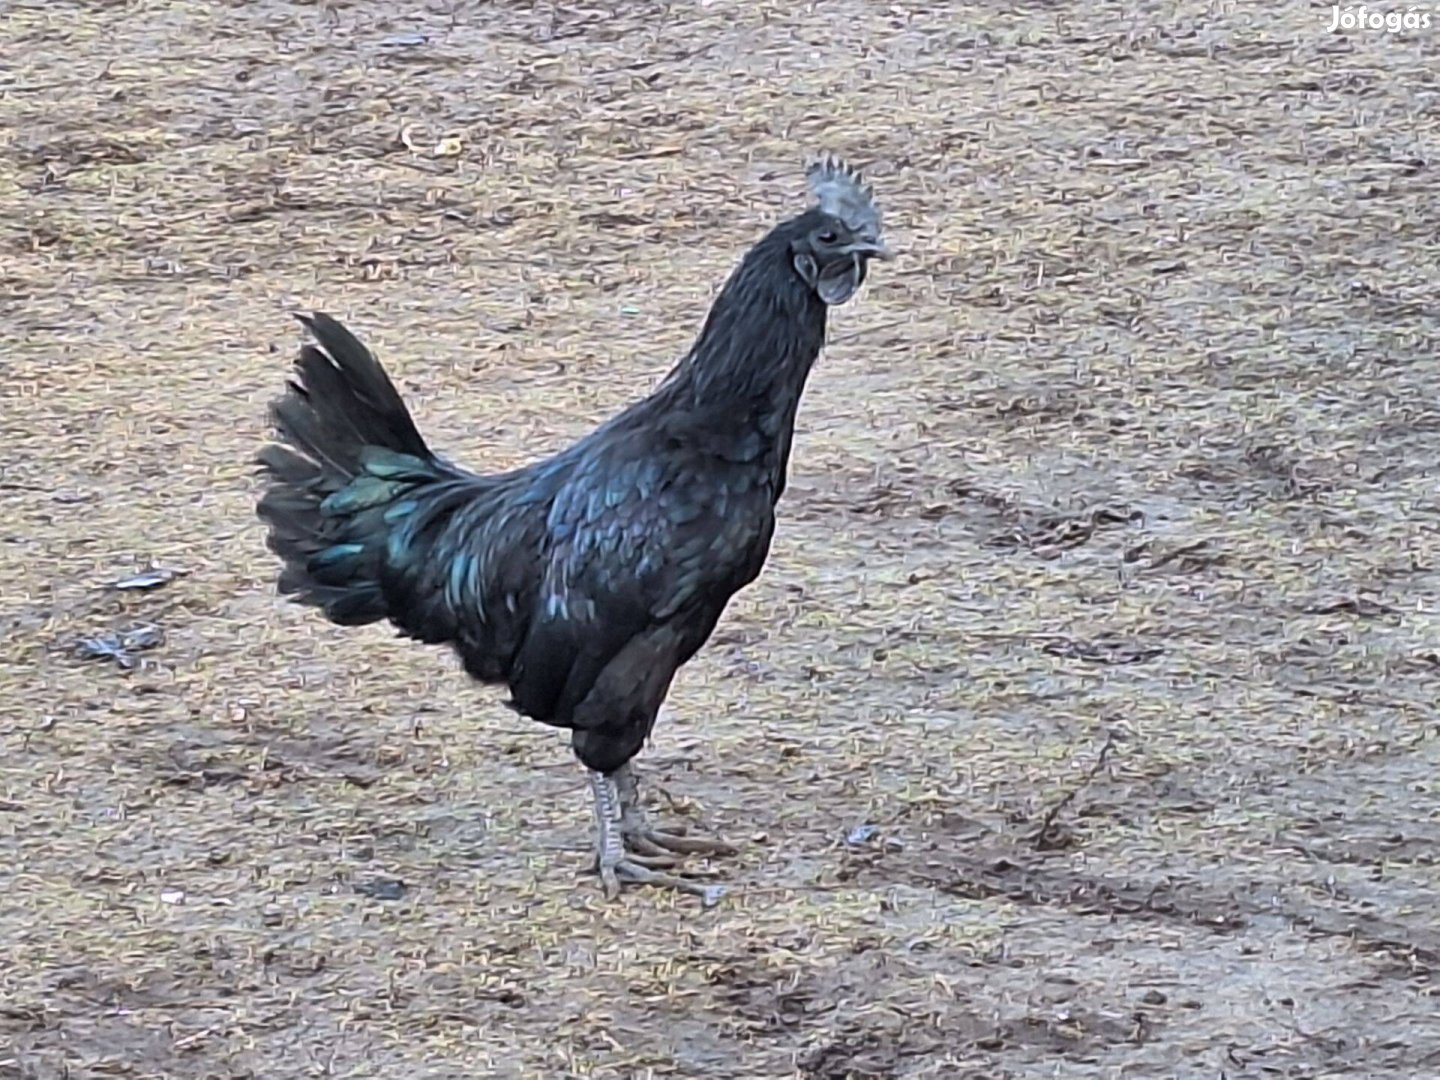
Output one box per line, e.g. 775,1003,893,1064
817,230,838,245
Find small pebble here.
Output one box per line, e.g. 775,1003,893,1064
846,823,880,845
355,878,407,901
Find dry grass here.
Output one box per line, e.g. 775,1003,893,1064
3,1,1439,1077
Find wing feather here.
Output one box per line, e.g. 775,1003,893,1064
507,439,773,728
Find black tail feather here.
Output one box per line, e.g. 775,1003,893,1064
255,312,449,626
273,312,430,471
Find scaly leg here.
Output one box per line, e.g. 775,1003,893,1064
614,761,739,859
588,769,729,906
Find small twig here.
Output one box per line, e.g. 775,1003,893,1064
171,1026,219,1051
1028,730,1117,850
1279,1019,1347,1055
964,631,1075,641
736,881,870,896
830,318,909,345
0,80,70,93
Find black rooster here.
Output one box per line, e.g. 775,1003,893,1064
256,158,890,901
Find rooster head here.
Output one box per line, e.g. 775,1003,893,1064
790,156,892,306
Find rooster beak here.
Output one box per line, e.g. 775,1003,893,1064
846,239,894,261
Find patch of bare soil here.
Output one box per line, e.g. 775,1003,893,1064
3,1,1437,1077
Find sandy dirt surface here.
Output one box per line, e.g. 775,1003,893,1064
3,1,1438,1077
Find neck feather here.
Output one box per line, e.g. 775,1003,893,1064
667,226,828,425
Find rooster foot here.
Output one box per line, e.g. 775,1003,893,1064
589,769,729,906
622,819,739,859
614,760,739,860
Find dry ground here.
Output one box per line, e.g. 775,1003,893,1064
3,1,1439,1077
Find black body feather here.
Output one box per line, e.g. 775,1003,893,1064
257,209,840,774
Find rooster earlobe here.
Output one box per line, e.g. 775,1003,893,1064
792,252,819,287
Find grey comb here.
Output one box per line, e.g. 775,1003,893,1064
806,156,882,242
